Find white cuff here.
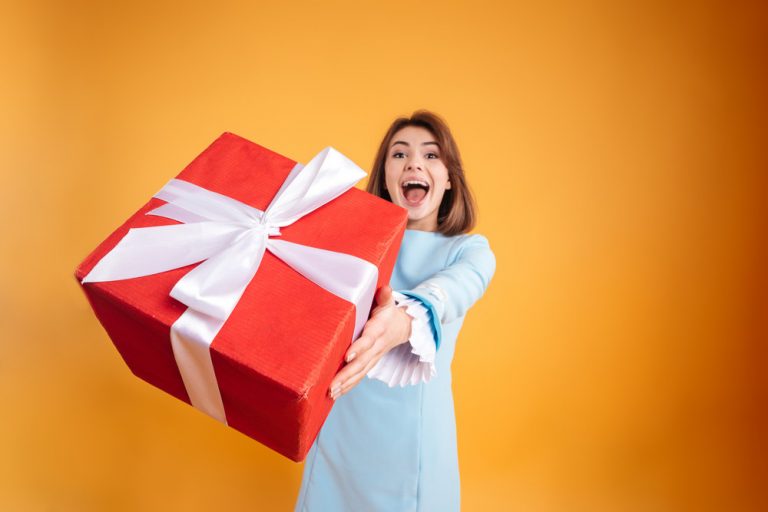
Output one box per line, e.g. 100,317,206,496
366,291,437,387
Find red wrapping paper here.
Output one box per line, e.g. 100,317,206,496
74,133,407,461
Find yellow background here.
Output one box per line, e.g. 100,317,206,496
2,1,766,510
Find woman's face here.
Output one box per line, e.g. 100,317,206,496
384,125,451,232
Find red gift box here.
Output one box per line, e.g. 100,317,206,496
74,133,406,461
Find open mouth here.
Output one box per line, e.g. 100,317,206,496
401,180,430,206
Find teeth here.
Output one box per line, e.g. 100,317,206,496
402,180,429,187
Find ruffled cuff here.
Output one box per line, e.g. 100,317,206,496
366,291,437,387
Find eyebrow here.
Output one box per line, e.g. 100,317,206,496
390,140,440,148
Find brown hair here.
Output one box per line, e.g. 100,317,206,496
366,110,477,236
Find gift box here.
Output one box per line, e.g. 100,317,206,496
74,133,407,461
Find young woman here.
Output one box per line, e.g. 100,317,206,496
295,110,496,511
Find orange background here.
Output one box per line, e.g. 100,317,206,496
2,1,766,510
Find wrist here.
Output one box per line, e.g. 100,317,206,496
395,305,412,345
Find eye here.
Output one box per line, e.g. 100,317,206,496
425,152,439,159
392,151,406,159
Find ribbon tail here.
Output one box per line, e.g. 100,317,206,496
168,231,269,424
171,308,228,423
267,239,378,338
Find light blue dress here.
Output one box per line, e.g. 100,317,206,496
295,229,496,511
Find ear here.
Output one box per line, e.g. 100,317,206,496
446,180,452,190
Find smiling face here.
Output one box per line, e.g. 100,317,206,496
384,125,452,231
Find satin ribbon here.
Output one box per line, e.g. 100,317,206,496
83,147,379,423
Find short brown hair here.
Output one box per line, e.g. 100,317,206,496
366,110,476,236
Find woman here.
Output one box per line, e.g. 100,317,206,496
295,110,496,511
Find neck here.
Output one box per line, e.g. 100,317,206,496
406,217,437,232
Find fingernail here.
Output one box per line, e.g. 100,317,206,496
329,386,341,399
346,352,356,362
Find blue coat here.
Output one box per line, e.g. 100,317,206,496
295,229,496,511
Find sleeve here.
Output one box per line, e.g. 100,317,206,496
409,234,496,325
366,291,437,387
366,234,496,387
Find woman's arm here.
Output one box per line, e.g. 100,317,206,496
407,234,496,325
328,234,496,399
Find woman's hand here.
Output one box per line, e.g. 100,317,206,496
328,285,412,400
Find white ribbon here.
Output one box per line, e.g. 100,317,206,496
83,147,379,423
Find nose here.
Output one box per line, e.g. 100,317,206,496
405,155,424,171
